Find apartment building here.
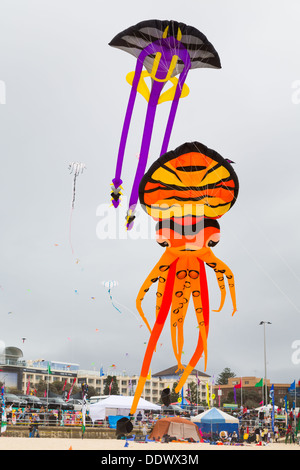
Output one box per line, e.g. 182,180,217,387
0,347,212,403
214,376,295,406
78,364,212,404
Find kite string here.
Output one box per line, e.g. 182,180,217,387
69,173,78,255
110,296,142,324
69,206,75,255
228,222,300,315
105,284,142,324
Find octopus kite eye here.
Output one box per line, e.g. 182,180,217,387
157,241,170,248
208,239,219,247
175,291,183,297
177,270,187,279
188,270,199,279
159,265,170,272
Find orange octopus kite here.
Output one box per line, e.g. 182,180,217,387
130,141,239,414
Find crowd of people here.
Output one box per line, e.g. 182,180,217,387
1,404,84,428
1,401,299,445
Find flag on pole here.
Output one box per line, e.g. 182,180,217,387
100,367,105,377
82,395,87,437
234,379,242,389
1,409,7,434
26,380,30,395
288,380,296,392
47,363,52,375
109,378,114,394
255,378,263,387
233,379,242,404
67,378,76,401
81,383,88,438
206,382,210,408
269,384,275,432
284,395,288,413
1,385,5,406
1,385,7,434
269,384,274,403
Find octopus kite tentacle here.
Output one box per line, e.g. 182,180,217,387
170,256,192,372
130,259,178,415
136,250,178,333
200,249,237,316
175,258,210,393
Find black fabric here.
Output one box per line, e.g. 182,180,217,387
109,19,221,71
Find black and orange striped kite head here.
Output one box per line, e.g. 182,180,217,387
139,141,239,221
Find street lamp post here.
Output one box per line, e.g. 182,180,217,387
259,321,272,406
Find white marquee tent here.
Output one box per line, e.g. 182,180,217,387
89,395,161,422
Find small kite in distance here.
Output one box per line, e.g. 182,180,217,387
68,162,86,254
69,162,86,209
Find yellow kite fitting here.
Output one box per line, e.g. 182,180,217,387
126,71,189,104
150,53,179,83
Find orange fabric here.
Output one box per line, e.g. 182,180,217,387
149,416,201,441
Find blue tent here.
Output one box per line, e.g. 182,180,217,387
108,415,130,429
191,407,239,436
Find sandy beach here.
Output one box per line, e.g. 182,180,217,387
0,437,298,451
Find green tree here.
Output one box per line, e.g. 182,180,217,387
35,379,81,397
186,381,198,404
86,386,96,399
103,376,119,395
170,383,179,404
227,389,263,408
216,368,236,385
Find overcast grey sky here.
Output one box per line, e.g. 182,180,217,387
0,0,300,384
